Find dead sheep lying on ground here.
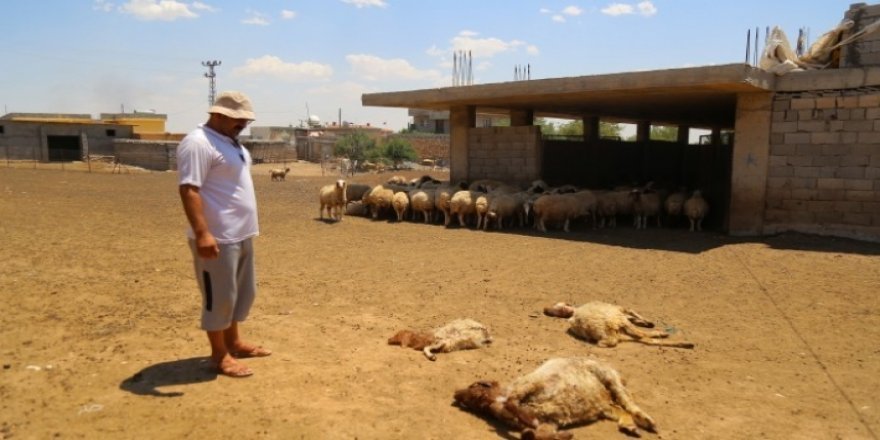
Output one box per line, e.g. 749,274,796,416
270,167,291,181
318,179,348,221
544,301,694,349
388,318,492,361
453,357,657,439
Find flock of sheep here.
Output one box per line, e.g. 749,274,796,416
309,172,707,438
316,173,711,234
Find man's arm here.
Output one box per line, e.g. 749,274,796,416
179,184,219,259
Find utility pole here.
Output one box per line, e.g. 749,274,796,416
202,60,221,106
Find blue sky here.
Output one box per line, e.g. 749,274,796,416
0,1,857,133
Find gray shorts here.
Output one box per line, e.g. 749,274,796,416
188,238,257,331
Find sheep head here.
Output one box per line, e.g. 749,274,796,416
543,302,575,318
454,381,542,432
387,329,436,350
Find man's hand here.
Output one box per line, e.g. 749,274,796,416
195,231,220,259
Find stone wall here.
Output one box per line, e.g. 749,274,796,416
467,126,541,185
766,89,880,242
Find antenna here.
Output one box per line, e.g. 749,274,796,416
202,60,222,106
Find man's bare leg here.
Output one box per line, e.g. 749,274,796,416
208,328,252,377
224,321,272,358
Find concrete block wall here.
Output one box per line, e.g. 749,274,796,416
841,3,880,68
467,125,541,185
766,89,880,242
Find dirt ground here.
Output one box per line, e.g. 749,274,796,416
1,161,878,440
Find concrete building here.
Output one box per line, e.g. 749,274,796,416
0,113,134,161
363,4,880,242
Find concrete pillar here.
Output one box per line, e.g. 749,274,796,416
636,121,650,142
677,125,690,145
509,109,534,126
450,105,475,182
583,116,600,141
729,92,772,236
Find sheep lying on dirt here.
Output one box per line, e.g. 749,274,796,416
388,318,492,361
318,179,348,221
544,301,694,349
684,190,709,232
270,167,291,181
453,357,657,439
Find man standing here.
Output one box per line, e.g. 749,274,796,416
177,91,271,378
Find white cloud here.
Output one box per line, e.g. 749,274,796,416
242,10,269,26
281,9,296,19
346,54,442,82
601,3,634,16
341,0,388,8
119,0,198,21
449,31,534,59
562,6,583,16
552,15,565,23
539,8,551,14
190,1,216,12
638,1,657,16
233,55,334,81
93,0,114,12
526,45,539,55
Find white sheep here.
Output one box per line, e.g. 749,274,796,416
453,357,657,438
449,190,479,227
318,179,348,221
684,190,709,232
544,301,694,349
474,193,492,230
270,167,291,181
391,190,410,222
663,188,688,226
486,192,527,230
408,188,436,223
364,184,395,220
388,318,493,361
630,188,662,229
387,175,408,185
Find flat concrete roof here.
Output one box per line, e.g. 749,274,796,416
364,63,777,127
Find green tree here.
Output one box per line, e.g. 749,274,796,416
558,120,583,136
334,131,376,163
650,125,678,142
534,117,557,135
600,122,622,140
381,137,419,169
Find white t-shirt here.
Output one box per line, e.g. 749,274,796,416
177,124,259,244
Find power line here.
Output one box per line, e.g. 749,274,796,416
202,60,221,107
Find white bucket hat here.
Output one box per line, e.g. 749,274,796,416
209,91,255,120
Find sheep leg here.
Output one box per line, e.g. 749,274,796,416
588,364,658,434
423,342,445,361
562,218,570,233
623,324,695,348
689,218,696,232
623,309,655,328
697,218,703,232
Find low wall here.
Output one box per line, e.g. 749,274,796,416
765,89,880,242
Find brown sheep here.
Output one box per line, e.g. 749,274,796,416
453,357,657,439
270,167,291,181
388,318,492,361
544,301,694,349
